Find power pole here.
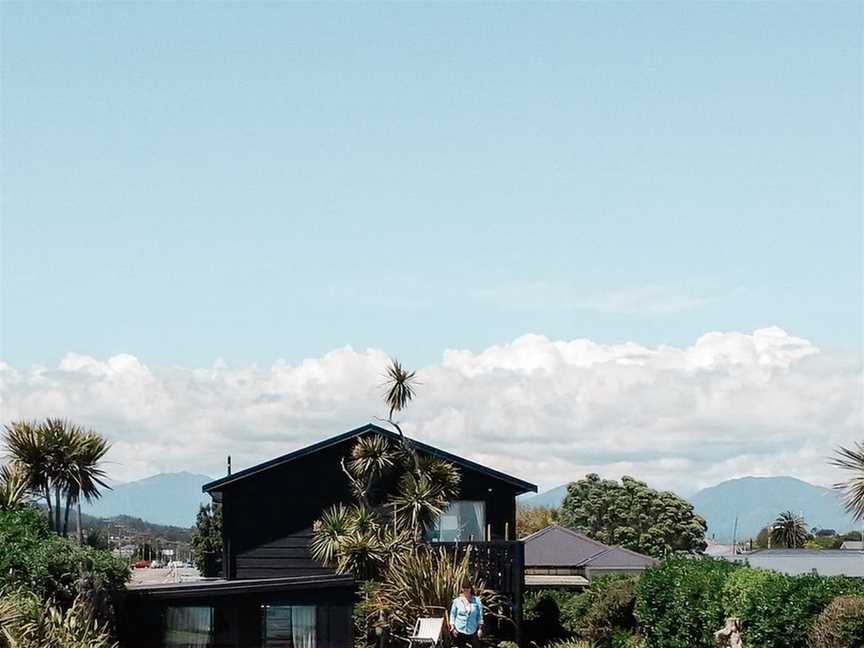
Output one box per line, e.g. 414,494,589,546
731,515,738,555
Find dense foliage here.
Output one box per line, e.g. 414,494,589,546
809,595,864,648
722,569,864,648
570,576,638,646
558,474,706,558
358,545,505,636
0,507,128,604
0,588,117,648
191,503,223,577
516,504,559,538
635,558,738,648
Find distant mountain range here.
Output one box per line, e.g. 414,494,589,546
521,476,859,544
690,476,857,543
82,471,213,528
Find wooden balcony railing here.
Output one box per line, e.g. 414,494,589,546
431,540,525,643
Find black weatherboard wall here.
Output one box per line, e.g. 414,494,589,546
206,425,531,581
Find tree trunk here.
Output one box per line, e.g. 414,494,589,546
76,500,83,545
63,491,73,537
45,486,54,531
54,485,62,535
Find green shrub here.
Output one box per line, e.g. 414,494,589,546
722,569,864,648
809,595,864,648
635,558,740,648
610,629,646,648
524,589,574,644
497,642,519,648
543,641,592,648
0,507,128,603
563,576,638,646
0,588,117,648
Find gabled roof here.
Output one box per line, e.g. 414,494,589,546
581,545,657,569
523,525,655,568
202,423,537,494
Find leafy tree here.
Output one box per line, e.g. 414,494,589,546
517,504,559,538
754,526,771,549
191,503,222,576
770,511,808,549
558,474,707,558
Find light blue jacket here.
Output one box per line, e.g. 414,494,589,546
450,595,483,634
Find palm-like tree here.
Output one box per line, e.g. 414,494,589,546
68,430,111,543
832,442,864,520
4,420,56,526
770,510,808,549
3,418,111,539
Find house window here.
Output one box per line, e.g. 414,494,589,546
164,606,213,648
427,500,486,542
262,605,317,648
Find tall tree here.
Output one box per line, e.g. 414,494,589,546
770,510,808,549
558,474,707,558
69,429,112,543
832,442,864,520
3,419,111,538
191,503,223,577
312,359,460,577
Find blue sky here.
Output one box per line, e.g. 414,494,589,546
2,2,861,369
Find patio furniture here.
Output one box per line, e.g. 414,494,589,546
408,617,444,648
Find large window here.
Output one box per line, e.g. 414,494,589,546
426,500,486,542
164,606,213,648
262,605,317,648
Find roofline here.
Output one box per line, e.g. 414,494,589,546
203,423,537,494
522,524,611,552
126,574,354,599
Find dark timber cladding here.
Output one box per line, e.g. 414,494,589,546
203,424,537,581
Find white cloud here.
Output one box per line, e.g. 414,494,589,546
0,328,861,496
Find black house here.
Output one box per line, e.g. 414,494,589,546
120,423,537,648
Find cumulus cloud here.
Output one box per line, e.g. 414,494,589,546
0,327,861,496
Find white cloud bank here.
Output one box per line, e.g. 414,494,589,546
1,327,861,495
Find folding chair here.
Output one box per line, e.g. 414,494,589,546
408,617,444,648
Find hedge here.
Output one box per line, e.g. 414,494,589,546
722,569,864,648
635,558,739,648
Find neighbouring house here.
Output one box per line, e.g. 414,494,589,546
119,423,537,648
522,525,657,590
721,549,864,577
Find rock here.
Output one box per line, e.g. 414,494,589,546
715,617,744,648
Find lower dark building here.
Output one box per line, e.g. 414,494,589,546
120,574,353,648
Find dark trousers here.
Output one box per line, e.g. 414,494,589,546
452,631,479,648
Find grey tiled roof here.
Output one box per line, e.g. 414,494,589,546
523,525,656,568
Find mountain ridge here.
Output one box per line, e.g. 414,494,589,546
520,475,858,544
82,471,213,528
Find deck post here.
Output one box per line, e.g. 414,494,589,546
514,540,525,647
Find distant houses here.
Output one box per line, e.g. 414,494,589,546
523,525,656,589
720,549,864,577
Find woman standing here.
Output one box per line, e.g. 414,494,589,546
449,579,483,647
